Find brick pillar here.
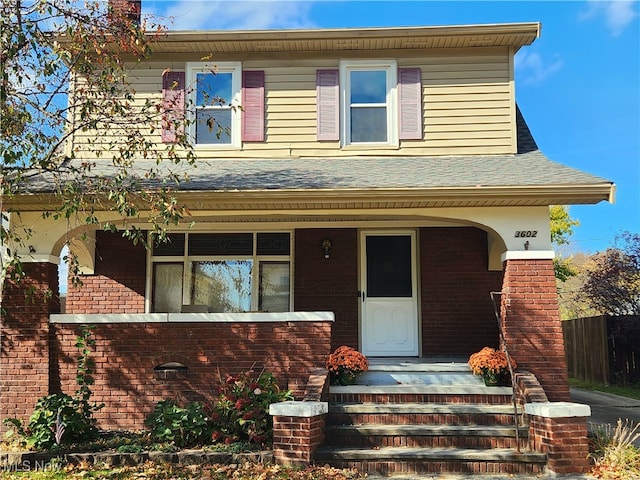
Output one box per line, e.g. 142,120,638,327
0,262,59,428
501,258,570,401
270,401,328,466
525,403,591,475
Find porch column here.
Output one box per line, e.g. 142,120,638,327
500,253,570,402
0,260,60,430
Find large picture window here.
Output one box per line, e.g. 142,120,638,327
150,232,291,313
186,62,241,147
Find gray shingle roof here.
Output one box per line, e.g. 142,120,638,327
19,107,611,195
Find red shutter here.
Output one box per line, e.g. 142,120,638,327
242,70,265,142
398,67,422,140
316,69,339,141
161,71,185,143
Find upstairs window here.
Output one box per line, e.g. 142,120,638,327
317,63,422,145
341,60,397,146
186,62,242,147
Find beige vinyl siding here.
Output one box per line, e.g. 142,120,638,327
71,48,515,160
70,62,173,159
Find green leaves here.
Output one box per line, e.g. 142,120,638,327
1,0,195,300
210,370,293,446
144,400,211,448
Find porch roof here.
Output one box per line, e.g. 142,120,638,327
9,109,614,212
10,152,614,212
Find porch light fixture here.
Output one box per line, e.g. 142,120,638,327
322,239,332,259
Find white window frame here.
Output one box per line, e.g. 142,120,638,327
146,231,293,313
186,61,242,148
340,59,398,147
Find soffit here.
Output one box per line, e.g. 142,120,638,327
149,23,540,54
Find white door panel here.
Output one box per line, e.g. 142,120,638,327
361,232,419,356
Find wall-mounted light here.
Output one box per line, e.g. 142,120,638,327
322,239,332,259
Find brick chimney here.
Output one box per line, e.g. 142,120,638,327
108,0,141,26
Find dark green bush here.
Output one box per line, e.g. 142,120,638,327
4,393,100,450
144,400,211,448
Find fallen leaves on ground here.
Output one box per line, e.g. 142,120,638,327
0,461,365,480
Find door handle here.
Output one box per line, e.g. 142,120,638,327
362,291,366,302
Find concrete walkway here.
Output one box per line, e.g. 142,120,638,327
570,387,640,447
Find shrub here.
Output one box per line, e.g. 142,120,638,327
144,400,211,448
210,370,292,446
590,419,640,479
4,393,100,450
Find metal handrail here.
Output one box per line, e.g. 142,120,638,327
490,290,521,453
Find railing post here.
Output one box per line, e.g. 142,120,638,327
269,401,328,466
525,402,591,475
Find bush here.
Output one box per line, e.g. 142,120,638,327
4,393,100,450
144,400,211,448
590,419,640,479
210,370,292,446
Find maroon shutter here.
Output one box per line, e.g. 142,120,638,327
242,70,265,142
161,71,185,143
398,67,422,140
316,69,339,141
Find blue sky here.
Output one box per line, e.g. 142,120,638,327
144,0,639,254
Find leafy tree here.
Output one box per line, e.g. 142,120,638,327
579,232,640,316
1,1,194,301
550,205,580,282
556,252,600,320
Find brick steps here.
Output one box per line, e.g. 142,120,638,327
318,360,546,475
325,424,529,449
314,446,546,476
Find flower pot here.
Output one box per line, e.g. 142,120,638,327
331,371,359,386
482,370,509,387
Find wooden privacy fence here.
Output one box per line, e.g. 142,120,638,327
562,315,640,385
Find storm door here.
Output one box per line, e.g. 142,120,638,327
360,231,419,356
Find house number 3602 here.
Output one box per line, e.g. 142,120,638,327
514,231,538,238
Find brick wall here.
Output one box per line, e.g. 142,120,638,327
65,231,146,314
294,229,359,350
50,320,332,430
501,259,570,401
0,262,59,426
420,227,504,356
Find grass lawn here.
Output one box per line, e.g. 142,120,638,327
569,378,640,400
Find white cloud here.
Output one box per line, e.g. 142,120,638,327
579,0,638,37
514,50,564,86
144,1,317,30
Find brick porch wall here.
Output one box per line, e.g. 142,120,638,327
0,263,59,427
420,227,504,356
65,231,146,314
294,228,359,350
501,258,570,402
50,320,332,430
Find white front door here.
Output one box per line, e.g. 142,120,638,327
361,231,419,356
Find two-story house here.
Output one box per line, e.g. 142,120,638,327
1,4,613,475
